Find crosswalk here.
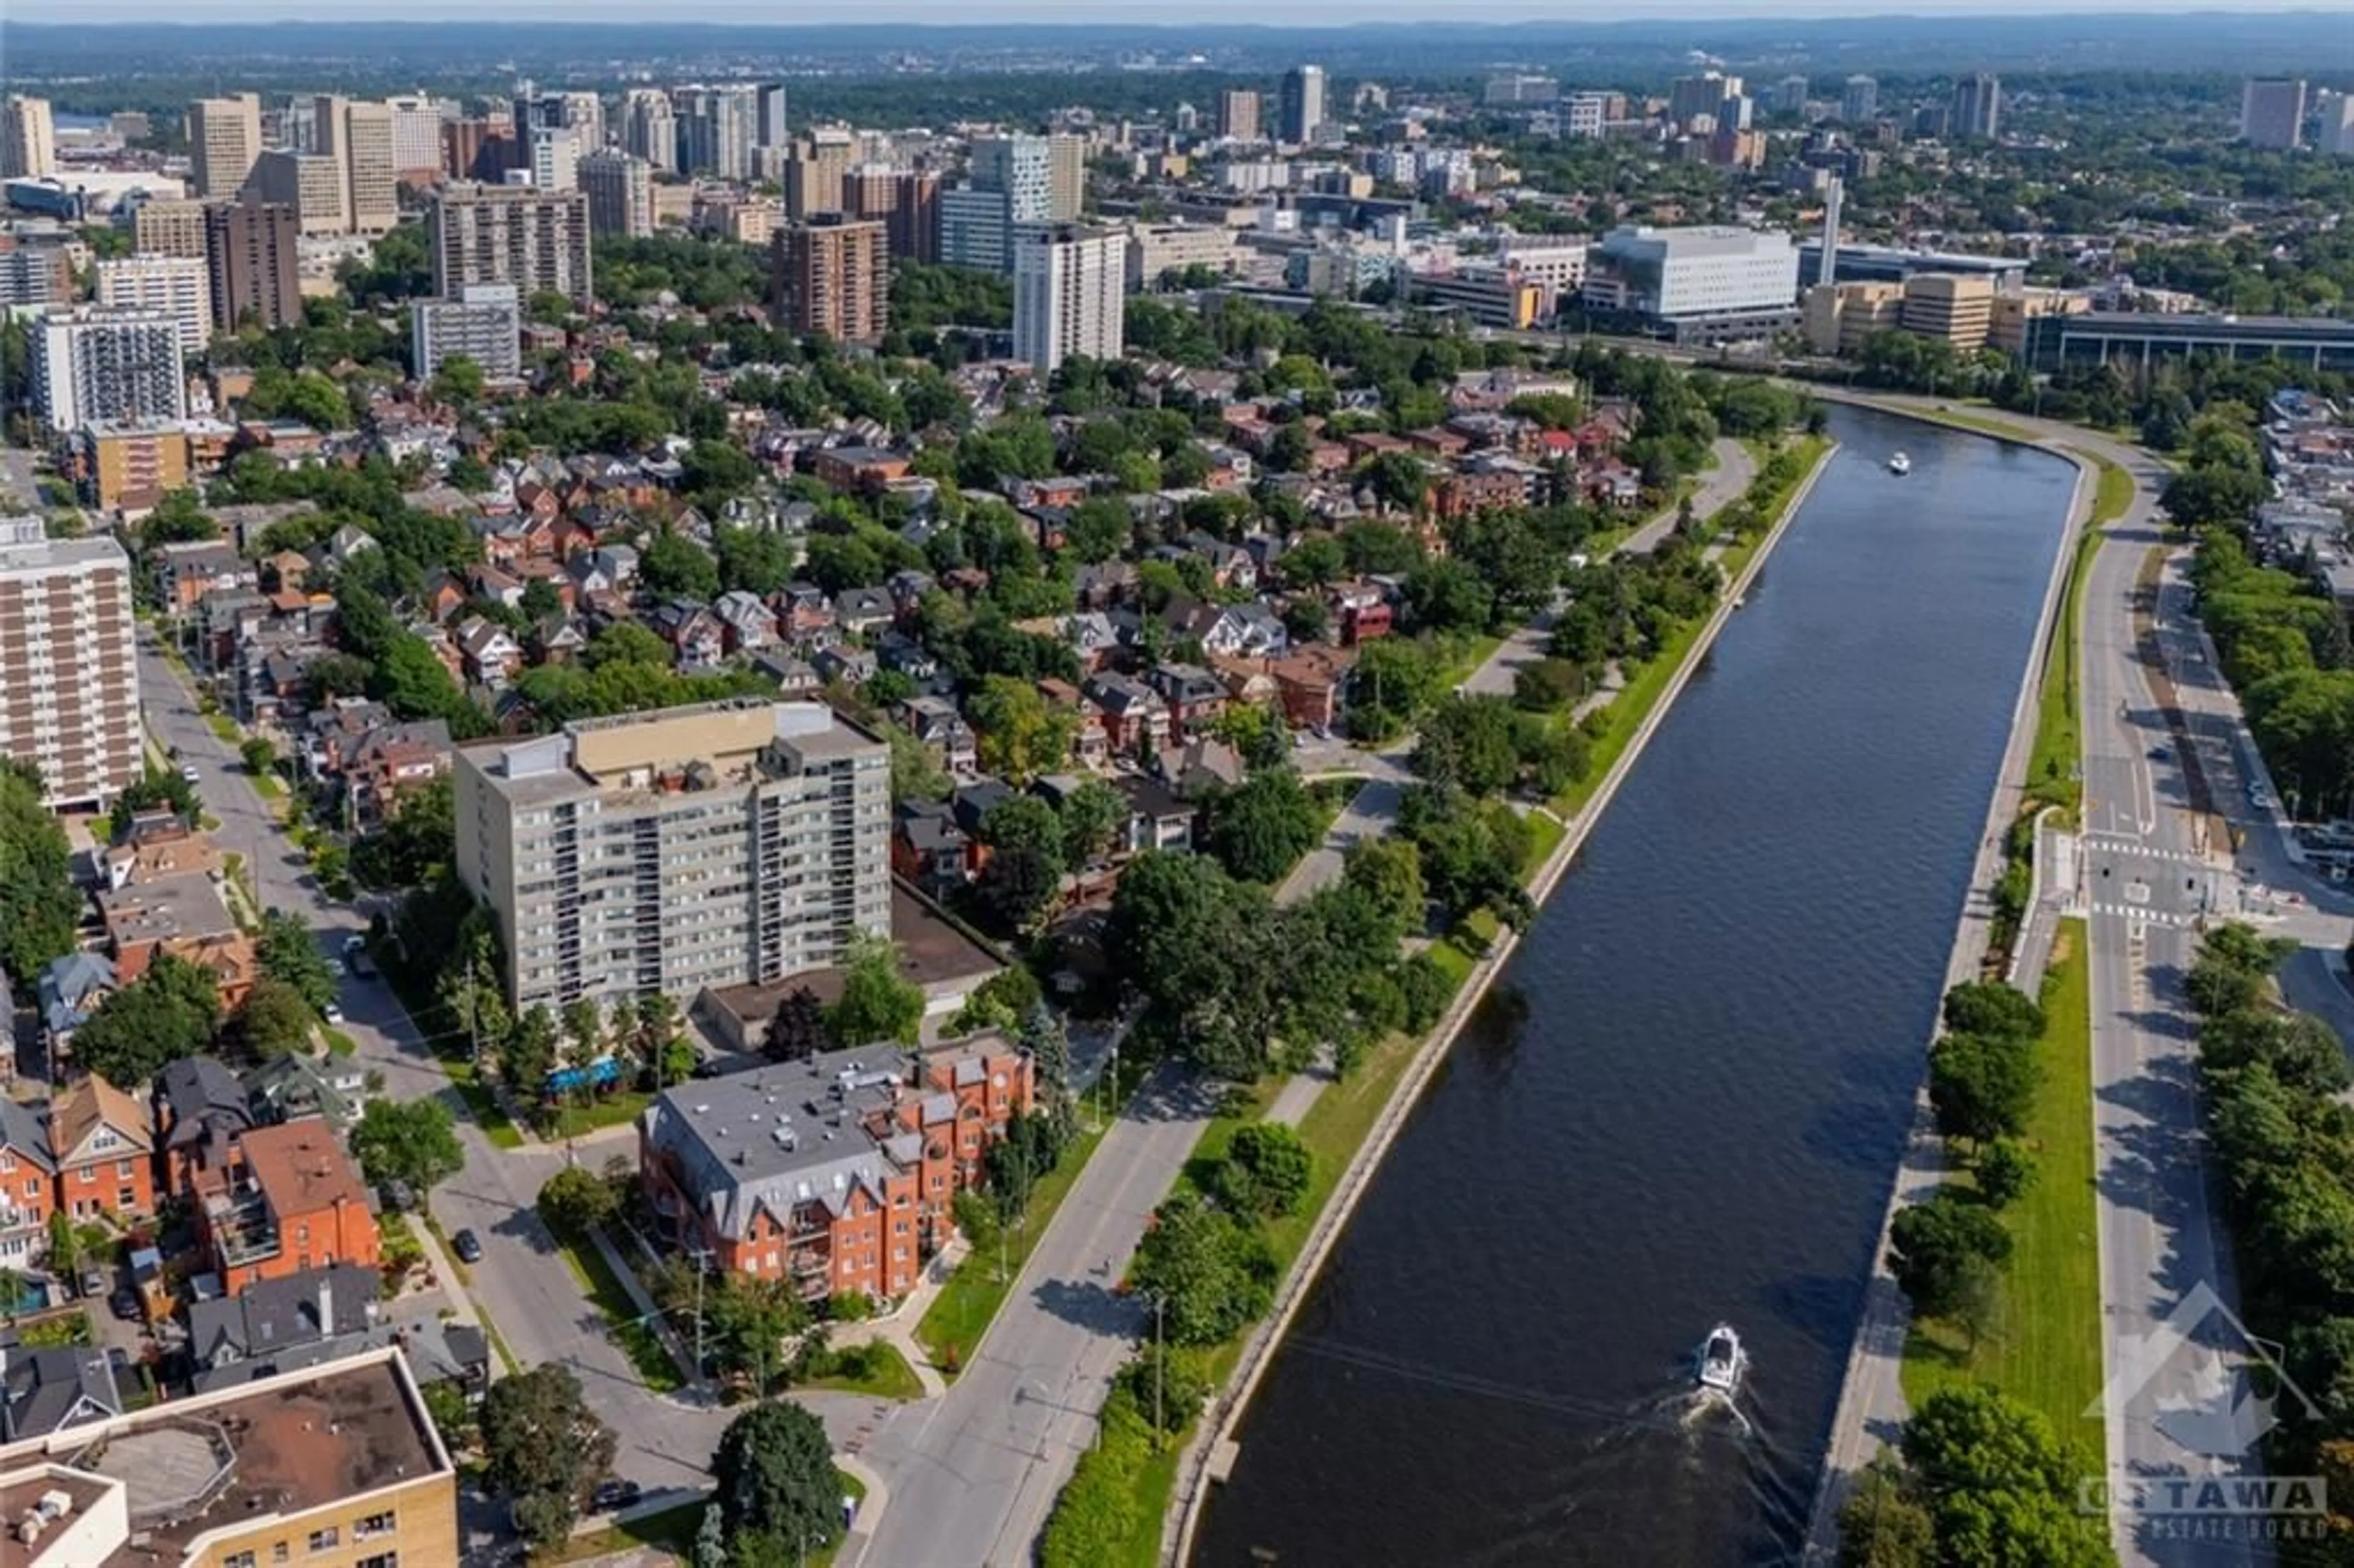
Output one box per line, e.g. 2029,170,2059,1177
2081,836,2210,869
2087,902,2198,929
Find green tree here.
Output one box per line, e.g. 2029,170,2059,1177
1213,1122,1314,1217
1343,838,1426,943
1927,1030,2040,1146
0,763,83,979
1129,1192,1277,1347
641,529,722,601
970,676,1075,783
1897,1384,2109,1567
709,1273,809,1388
1887,1192,2013,1322
1057,778,1129,867
712,1402,844,1561
1835,1458,1937,1568
257,909,337,1011
1976,1137,2038,1210
479,1366,615,1549
1347,637,1443,742
715,525,794,595
500,1003,560,1100
351,1097,465,1195
1413,695,1524,797
538,1165,620,1238
1203,768,1324,884
827,936,924,1046
1019,1000,1072,1098
428,354,486,406
234,976,316,1059
763,985,829,1062
71,953,222,1084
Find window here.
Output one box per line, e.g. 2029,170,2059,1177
308,1526,339,1551
116,1159,134,1179
226,1555,257,1568
356,1510,397,1539
273,1545,291,1564
357,1555,399,1568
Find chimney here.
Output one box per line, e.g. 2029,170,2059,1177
318,1273,334,1336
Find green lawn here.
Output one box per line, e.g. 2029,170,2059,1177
546,1088,653,1141
802,1339,926,1401
1918,405,2044,443
324,1029,358,1057
1900,919,2103,1446
379,964,526,1149
553,1229,687,1393
1519,809,1567,874
913,1052,1151,1373
2025,525,2102,816
2073,448,2135,527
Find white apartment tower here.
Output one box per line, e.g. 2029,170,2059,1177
429,183,594,308
623,89,678,173
94,256,213,359
2,96,56,179
452,700,891,1013
189,93,264,199
31,308,187,432
412,283,523,384
1013,223,1126,376
581,148,655,237
530,125,581,192
0,517,140,811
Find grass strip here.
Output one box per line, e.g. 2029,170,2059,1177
552,1229,687,1393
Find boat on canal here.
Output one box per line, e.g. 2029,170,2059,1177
1696,1323,1746,1396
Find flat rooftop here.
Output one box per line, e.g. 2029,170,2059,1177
461,698,883,810
97,872,238,946
0,1352,448,1566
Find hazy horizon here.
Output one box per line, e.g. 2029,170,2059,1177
16,0,2345,23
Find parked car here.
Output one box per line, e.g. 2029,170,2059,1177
322,1001,345,1024
592,1480,642,1513
180,763,200,785
109,1287,143,1323
451,1228,484,1264
77,1267,107,1300
343,935,376,976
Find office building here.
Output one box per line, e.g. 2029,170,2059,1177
2,96,56,179
69,419,191,511
623,87,678,172
530,124,580,192
31,308,185,433
1798,238,2028,291
188,93,262,199
452,699,891,1012
1949,73,2001,140
640,1034,1035,1300
2326,94,2354,158
411,283,522,384
1840,74,1880,124
1899,272,1997,349
783,126,857,219
2241,77,2309,150
94,255,211,358
205,198,301,332
1013,223,1126,375
428,181,593,308
1563,92,1610,139
940,185,1011,272
203,197,302,331
1484,75,1561,108
774,214,889,345
0,1349,459,1568
386,93,446,178
246,149,349,237
1774,75,1811,116
756,83,790,148
845,166,940,265
1218,89,1261,142
972,134,1077,223
553,90,603,150
1580,224,1801,345
677,83,760,180
1280,64,1328,143
1126,221,1239,289
131,196,209,258
582,147,655,237
0,517,139,810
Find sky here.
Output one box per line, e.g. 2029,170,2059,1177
21,0,2346,21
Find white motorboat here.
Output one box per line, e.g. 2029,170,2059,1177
1887,452,1912,475
1696,1323,1745,1395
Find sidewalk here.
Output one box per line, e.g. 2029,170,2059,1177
823,1238,967,1398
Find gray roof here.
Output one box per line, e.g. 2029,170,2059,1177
0,1098,53,1173
0,1334,120,1442
188,1263,381,1370
158,1056,253,1152
641,1048,918,1244
39,951,115,1036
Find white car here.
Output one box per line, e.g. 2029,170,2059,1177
322,1002,345,1024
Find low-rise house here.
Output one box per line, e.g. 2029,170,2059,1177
1063,612,1121,672
1179,533,1259,591
875,631,941,683
348,719,453,827
531,614,591,664
102,810,223,890
98,873,257,1009
1149,663,1229,739
37,953,115,1062
813,446,912,495
891,801,973,899
1114,774,1198,853
898,696,978,775
194,1119,381,1294
751,651,823,696
244,1054,362,1130
151,540,254,616
1191,601,1290,660
455,617,524,688
1073,560,1140,610
778,582,834,637
1084,673,1172,759
649,601,727,672
50,1075,154,1221
156,1054,256,1196
812,645,877,687
713,590,779,654
1156,736,1247,798
833,587,896,636
0,1100,56,1270
0,1329,120,1441
1328,580,1394,645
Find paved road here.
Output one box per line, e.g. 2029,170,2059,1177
849,1067,1221,1568
2063,427,2300,1568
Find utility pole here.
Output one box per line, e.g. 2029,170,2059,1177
691,1246,710,1377
1154,1293,1165,1434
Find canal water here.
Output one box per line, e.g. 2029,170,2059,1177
1192,406,2078,1567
